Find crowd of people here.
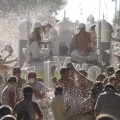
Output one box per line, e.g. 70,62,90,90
0,63,119,120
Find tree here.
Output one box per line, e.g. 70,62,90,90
0,0,67,19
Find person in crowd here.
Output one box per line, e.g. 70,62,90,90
89,24,97,48
50,64,56,78
20,72,49,118
51,77,59,88
96,114,117,120
0,115,16,120
65,63,89,119
105,66,115,77
112,27,120,42
82,82,103,120
59,67,76,119
108,76,116,88
77,73,90,120
13,85,43,120
103,66,115,86
21,72,47,100
51,86,68,120
69,23,98,62
58,68,70,93
1,77,17,109
13,67,26,101
43,23,52,39
89,82,103,120
114,69,120,94
96,74,106,83
29,21,50,61
95,84,120,120
0,105,12,119
78,76,90,98
79,70,88,78
67,63,89,97
0,52,17,81
79,69,92,92
67,63,87,86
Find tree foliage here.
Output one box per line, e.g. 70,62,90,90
113,10,120,25
0,0,67,14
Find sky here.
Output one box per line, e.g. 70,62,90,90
56,0,115,24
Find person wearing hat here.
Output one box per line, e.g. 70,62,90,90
95,84,120,120
106,66,115,77
1,77,17,109
29,21,50,61
69,23,98,62
13,67,26,101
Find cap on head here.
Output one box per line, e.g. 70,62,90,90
13,67,21,75
33,21,41,29
78,23,85,29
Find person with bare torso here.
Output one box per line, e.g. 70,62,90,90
70,23,97,62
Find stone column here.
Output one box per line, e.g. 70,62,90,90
44,61,49,87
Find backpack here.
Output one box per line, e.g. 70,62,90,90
17,101,31,120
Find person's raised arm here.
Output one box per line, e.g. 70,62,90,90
50,65,56,78
4,57,18,64
2,53,11,64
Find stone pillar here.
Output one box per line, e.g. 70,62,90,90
44,61,49,87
